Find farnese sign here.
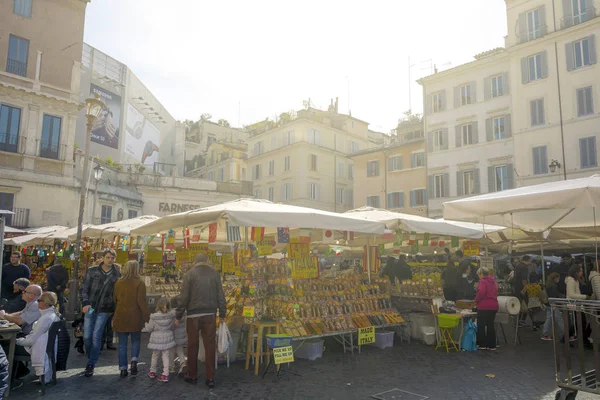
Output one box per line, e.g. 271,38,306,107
159,202,200,213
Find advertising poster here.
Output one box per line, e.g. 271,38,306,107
90,84,121,149
125,103,160,166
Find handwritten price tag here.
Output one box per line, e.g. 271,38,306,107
242,306,255,317
273,346,294,364
358,326,375,345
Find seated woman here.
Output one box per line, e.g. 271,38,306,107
16,292,60,389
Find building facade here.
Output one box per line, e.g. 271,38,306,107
246,101,384,212
351,117,428,216
506,0,600,185
420,50,514,218
75,43,186,177
0,0,88,228
186,141,249,184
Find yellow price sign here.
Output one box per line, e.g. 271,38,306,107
242,306,255,317
273,346,294,365
358,326,375,346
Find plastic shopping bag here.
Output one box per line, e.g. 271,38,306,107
197,336,205,362
217,322,233,354
461,320,478,351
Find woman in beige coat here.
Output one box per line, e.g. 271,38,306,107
113,261,150,377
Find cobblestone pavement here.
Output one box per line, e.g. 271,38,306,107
8,328,597,400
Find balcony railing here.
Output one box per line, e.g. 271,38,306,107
518,24,548,44
0,134,19,153
39,141,60,160
6,59,27,77
6,208,30,229
561,6,597,29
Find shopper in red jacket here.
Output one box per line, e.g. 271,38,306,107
475,267,499,350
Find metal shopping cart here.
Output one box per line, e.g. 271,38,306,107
550,299,600,400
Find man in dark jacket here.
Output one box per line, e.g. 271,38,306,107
46,263,69,315
1,252,30,302
80,249,121,377
176,253,226,389
1,278,29,314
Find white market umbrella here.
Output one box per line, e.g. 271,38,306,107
6,225,71,246
344,206,508,241
68,215,160,240
443,174,600,237
131,199,385,236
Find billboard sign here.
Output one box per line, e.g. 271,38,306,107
125,103,160,166
90,84,121,149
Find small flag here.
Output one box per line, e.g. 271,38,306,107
226,222,241,242
184,228,190,249
430,240,439,247
208,223,218,243
251,227,264,241
277,227,290,243
423,233,430,246
323,229,334,243
161,234,165,251
191,228,201,243
395,231,404,247
166,229,175,250
408,231,417,245
451,236,459,248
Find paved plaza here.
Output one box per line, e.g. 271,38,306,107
8,327,596,400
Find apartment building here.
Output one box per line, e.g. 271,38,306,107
351,117,428,216
419,49,514,218
187,141,249,182
507,0,600,185
246,100,384,212
184,120,247,174
0,0,88,228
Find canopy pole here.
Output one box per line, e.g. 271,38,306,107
244,226,249,250
367,237,372,284
594,207,598,265
541,242,545,283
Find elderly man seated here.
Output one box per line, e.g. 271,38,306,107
1,278,30,314
0,284,42,384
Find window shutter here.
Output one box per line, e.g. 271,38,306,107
530,100,537,125
502,72,510,94
484,77,491,100
410,154,416,168
251,167,255,180
539,5,547,36
591,137,598,167
486,118,493,142
565,42,575,71
488,166,496,193
441,128,449,150
521,57,529,84
505,114,512,138
440,90,446,111
281,185,286,200
443,173,450,197
538,99,545,124
577,88,585,116
470,81,477,103
540,50,549,79
398,156,403,170
316,131,322,146
456,171,464,196
507,164,515,189
474,169,481,194
562,0,573,28
427,132,433,153
410,191,415,207
428,176,434,199
388,158,394,171
455,125,462,148
387,193,393,208
586,87,594,114
399,192,404,208
518,12,528,43
580,138,588,168
290,131,295,144
453,86,460,108
472,122,479,144
542,147,548,173
316,184,321,200
532,147,540,174
589,35,597,64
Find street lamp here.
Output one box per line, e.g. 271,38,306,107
90,162,104,225
68,94,105,317
549,159,562,180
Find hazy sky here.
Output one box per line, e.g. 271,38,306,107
84,0,507,132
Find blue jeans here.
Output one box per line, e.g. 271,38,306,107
543,307,565,339
84,312,111,367
117,332,141,371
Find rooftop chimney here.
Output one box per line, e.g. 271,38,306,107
335,97,339,113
